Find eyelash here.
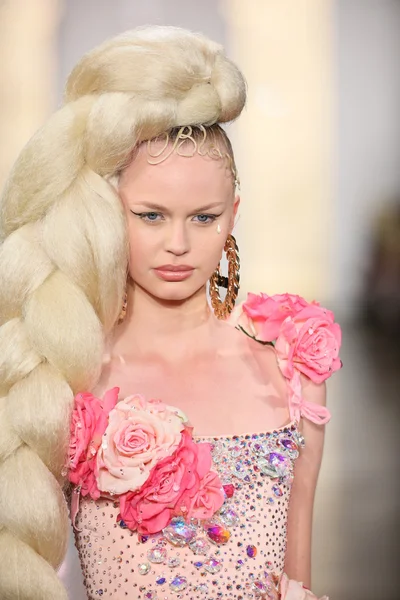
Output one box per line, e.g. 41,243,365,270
130,211,220,225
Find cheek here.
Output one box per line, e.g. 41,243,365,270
194,214,233,272
127,223,156,277
195,234,225,275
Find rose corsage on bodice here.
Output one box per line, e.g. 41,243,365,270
67,292,341,600
68,392,222,534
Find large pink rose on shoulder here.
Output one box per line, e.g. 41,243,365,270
275,304,342,384
96,395,187,495
118,430,224,534
68,387,119,499
229,293,314,342
229,292,342,384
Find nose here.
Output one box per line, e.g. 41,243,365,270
164,220,190,256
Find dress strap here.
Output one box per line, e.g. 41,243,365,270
287,371,331,425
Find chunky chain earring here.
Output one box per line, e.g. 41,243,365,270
118,288,128,324
209,234,240,319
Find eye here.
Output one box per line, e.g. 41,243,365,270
193,214,218,224
130,211,163,223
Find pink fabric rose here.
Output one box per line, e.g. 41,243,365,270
96,394,186,495
275,304,342,384
230,293,314,342
279,574,329,600
118,430,223,534
69,461,100,500
188,470,225,520
229,292,342,385
68,387,119,499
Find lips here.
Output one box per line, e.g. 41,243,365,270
155,265,194,271
153,265,194,282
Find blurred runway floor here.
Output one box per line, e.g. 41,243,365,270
313,322,400,600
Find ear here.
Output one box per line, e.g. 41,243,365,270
230,194,241,233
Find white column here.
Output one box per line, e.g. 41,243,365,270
0,0,61,189
221,0,334,301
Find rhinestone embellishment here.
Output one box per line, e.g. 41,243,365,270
73,421,303,599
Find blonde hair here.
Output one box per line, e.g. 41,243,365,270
0,26,246,598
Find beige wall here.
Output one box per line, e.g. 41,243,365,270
0,0,61,189
222,0,333,301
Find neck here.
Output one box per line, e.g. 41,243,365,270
108,281,216,361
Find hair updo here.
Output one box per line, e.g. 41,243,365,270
0,25,246,598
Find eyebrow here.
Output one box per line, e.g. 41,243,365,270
130,201,225,212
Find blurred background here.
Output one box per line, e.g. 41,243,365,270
1,1,399,599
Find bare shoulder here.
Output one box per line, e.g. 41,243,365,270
216,318,289,398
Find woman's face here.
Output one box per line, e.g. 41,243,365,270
118,143,239,302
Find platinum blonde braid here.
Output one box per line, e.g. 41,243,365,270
0,25,246,599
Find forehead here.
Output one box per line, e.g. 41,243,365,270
119,142,233,205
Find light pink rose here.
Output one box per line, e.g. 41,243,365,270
68,387,119,499
275,304,342,384
96,394,186,495
118,430,222,534
228,301,260,339
229,293,316,342
280,574,329,600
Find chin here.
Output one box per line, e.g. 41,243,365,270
152,281,205,302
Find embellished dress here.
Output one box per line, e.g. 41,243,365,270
68,293,342,600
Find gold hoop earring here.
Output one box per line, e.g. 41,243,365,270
118,289,128,324
209,234,240,319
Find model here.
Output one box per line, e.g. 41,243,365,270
0,26,342,600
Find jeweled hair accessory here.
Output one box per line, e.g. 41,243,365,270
146,125,240,188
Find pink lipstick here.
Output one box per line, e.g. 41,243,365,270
154,265,194,282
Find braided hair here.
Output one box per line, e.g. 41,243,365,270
0,25,246,598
